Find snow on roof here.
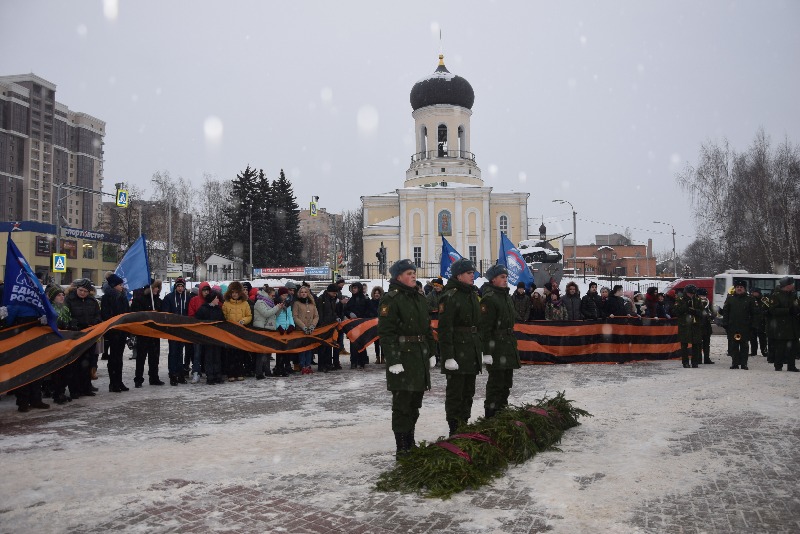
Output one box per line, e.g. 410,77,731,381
369,216,400,227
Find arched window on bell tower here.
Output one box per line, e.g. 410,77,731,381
420,126,428,159
458,126,465,157
438,124,448,157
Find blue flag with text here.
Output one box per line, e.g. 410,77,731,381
440,236,480,279
115,235,151,291
497,231,535,288
2,233,61,336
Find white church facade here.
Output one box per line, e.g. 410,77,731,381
361,54,529,274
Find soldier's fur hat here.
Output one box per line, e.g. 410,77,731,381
389,259,416,278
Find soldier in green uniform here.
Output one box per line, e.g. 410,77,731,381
378,259,437,458
696,288,716,364
426,277,444,365
439,258,483,436
767,276,799,372
749,287,769,358
479,264,521,418
674,284,703,368
722,279,755,369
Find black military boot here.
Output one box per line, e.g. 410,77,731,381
447,419,459,437
407,429,417,449
394,432,410,459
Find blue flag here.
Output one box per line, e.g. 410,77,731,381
115,235,151,291
440,236,480,280
2,233,62,336
497,232,535,288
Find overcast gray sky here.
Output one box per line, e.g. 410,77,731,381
2,0,799,257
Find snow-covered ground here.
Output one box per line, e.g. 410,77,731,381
1,335,798,533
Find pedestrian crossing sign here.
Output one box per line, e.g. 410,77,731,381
116,189,129,208
52,253,67,273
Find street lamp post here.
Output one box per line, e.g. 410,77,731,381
653,221,677,277
553,199,577,277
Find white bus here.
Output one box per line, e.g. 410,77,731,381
712,270,797,312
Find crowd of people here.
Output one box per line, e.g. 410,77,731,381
2,268,798,428
0,271,392,413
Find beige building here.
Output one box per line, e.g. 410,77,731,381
0,74,106,230
361,55,529,274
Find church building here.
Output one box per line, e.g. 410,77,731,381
361,54,529,274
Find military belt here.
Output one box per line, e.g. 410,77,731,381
398,335,427,343
453,326,479,333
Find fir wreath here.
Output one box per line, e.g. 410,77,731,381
375,392,591,499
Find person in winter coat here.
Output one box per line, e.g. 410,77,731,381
195,290,226,384
674,284,703,368
530,289,546,320
605,285,627,318
65,279,102,399
222,281,251,381
511,282,531,323
439,258,483,436
644,287,659,318
343,282,370,369
252,286,280,379
130,280,165,387
162,277,193,384
369,286,385,363
292,285,319,374
378,259,436,458
655,293,670,318
188,281,211,381
545,289,569,320
317,284,340,372
598,287,611,318
767,276,799,372
722,279,756,369
273,287,295,376
697,288,716,365
580,282,601,320
479,265,521,419
101,273,130,392
48,286,75,405
562,282,583,320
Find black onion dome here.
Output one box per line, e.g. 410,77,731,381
410,55,474,111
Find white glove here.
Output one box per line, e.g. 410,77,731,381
39,315,48,325
483,354,493,365
349,312,357,319
444,359,459,371
388,364,404,374
0,306,8,320
429,356,437,368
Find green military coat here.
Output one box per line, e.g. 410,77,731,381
479,282,521,370
767,289,799,340
378,279,434,392
751,296,768,332
721,293,755,340
438,278,483,376
673,294,703,343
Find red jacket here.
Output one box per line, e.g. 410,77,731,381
188,281,211,317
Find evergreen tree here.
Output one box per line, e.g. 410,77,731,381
268,169,302,267
250,169,272,267
222,165,261,270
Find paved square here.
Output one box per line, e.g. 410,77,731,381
1,335,798,533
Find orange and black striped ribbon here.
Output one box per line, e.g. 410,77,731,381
0,312,338,395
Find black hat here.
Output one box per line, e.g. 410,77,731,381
174,277,186,287
107,273,124,287
451,258,476,277
74,278,94,290
517,281,526,289
589,281,598,289
697,288,708,296
204,290,220,303
431,277,444,286
750,287,762,294
684,284,697,294
389,259,417,278
484,264,508,281
242,281,252,291
733,279,747,288
778,276,795,288
327,283,339,293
